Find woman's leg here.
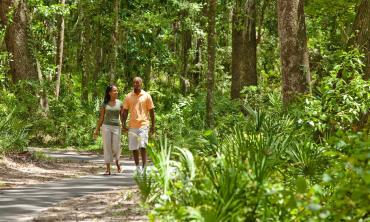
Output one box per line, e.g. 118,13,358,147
112,126,122,172
105,163,111,175
102,125,113,174
115,160,121,172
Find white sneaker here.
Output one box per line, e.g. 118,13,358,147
136,166,142,174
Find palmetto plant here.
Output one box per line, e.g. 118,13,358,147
174,146,196,181
223,127,290,185
200,161,248,222
287,141,325,178
147,136,173,195
0,109,29,154
226,106,294,183
134,169,154,202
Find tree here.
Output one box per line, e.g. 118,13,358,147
231,0,244,99
110,0,120,83
0,0,38,82
206,0,217,128
348,0,370,129
277,0,310,105
349,0,369,80
231,0,258,99
241,0,257,87
55,0,66,99
181,22,192,95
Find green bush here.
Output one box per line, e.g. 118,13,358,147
293,50,370,135
137,83,369,221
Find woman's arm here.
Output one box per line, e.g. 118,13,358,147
121,108,129,132
93,107,105,139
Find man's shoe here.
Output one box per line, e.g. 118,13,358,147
136,166,142,174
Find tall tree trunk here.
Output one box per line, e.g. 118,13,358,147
93,34,103,100
257,0,270,44
349,0,370,129
36,59,49,114
206,0,217,128
277,0,310,105
0,0,38,82
191,38,202,87
242,0,257,87
231,0,243,99
55,0,65,100
181,27,192,94
110,0,120,83
144,59,152,90
79,27,89,105
349,0,370,80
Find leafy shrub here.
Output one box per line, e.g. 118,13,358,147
0,110,29,154
294,50,370,135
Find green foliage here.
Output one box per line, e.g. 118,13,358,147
322,131,370,220
137,81,369,221
1,0,369,220
135,168,155,202
294,50,370,134
0,108,29,154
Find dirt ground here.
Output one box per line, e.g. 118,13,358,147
32,187,148,222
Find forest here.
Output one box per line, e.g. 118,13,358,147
0,0,369,221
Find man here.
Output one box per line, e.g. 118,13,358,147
121,77,155,172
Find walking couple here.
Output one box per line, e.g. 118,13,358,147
93,77,155,175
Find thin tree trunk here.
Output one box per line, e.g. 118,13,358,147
79,27,89,105
349,0,370,129
241,0,257,87
110,0,120,83
144,59,152,90
36,59,49,113
257,0,270,44
93,35,102,100
0,0,38,82
231,0,243,99
55,0,65,100
181,27,192,94
206,0,217,128
277,0,310,105
192,38,202,87
349,0,370,80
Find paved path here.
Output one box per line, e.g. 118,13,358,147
0,149,138,222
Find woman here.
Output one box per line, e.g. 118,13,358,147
94,85,123,175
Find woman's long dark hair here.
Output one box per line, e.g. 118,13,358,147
103,85,116,105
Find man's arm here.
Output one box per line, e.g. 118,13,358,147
149,108,155,134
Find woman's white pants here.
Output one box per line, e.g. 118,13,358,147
101,124,121,163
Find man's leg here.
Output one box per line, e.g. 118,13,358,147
133,150,140,166
138,127,149,170
129,128,141,171
140,148,147,168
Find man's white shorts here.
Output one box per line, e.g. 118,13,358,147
128,127,149,150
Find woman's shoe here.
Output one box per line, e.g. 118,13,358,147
103,171,111,176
